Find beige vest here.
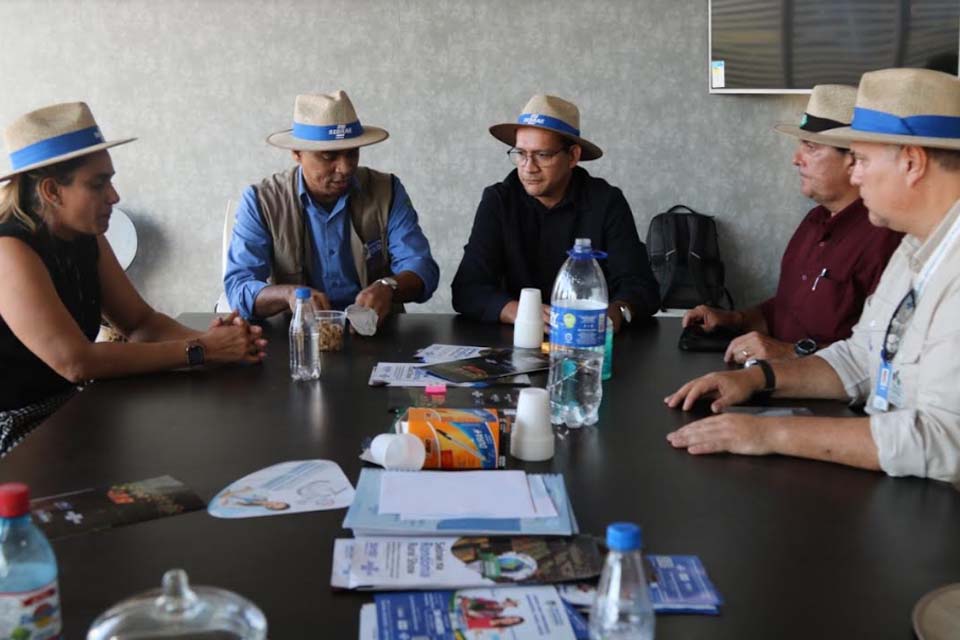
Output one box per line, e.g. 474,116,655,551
253,165,396,294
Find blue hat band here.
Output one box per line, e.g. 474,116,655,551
517,113,580,138
292,120,364,142
852,107,960,140
9,126,105,171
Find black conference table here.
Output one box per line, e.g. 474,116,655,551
3,313,959,638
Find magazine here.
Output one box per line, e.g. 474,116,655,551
30,475,204,541
420,348,550,384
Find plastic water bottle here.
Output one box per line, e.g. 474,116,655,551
548,238,608,427
589,522,655,640
0,483,62,640
289,287,320,381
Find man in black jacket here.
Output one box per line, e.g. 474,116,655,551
451,94,660,332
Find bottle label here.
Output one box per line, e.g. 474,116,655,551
0,580,62,639
550,307,607,348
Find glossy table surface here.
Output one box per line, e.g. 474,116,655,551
3,313,959,638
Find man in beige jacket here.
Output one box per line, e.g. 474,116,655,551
665,68,960,488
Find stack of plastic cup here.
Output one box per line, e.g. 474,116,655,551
514,288,544,349
510,388,555,462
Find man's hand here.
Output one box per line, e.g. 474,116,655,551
664,367,764,412
286,287,331,314
682,305,742,331
499,301,551,329
355,281,394,326
607,303,625,334
666,414,776,456
724,331,796,364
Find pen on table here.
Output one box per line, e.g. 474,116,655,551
812,268,828,291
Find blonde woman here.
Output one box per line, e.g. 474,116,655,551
0,102,267,454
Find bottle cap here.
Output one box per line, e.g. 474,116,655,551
0,483,30,517
606,522,642,552
295,287,311,300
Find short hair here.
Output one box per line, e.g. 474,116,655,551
925,147,960,172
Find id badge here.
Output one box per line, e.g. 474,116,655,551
871,360,893,412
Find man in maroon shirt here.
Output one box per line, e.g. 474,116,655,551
683,84,902,364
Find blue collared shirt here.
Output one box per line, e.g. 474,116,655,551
224,167,439,318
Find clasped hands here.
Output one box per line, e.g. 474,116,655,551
203,312,268,364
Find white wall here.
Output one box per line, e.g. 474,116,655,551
0,0,812,315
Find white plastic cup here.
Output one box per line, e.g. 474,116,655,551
514,288,544,349
370,434,426,471
510,388,555,462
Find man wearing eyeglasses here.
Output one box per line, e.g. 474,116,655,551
666,69,960,487
451,94,660,332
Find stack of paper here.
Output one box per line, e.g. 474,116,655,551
342,469,578,537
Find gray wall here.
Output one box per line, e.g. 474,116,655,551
0,0,813,316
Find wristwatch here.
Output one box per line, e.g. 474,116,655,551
744,358,776,399
794,338,817,357
186,339,205,367
377,277,399,292
617,302,632,325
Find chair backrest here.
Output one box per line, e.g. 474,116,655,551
215,198,235,313
104,207,139,271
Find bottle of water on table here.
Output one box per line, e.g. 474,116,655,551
0,482,62,640
589,522,655,640
548,237,608,427
289,287,320,380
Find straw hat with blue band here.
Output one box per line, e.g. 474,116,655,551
266,91,389,152
1,102,135,182
774,84,857,149
489,94,603,161
819,68,960,151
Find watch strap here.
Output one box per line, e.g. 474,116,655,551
749,358,776,396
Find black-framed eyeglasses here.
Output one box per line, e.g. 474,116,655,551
507,147,568,167
882,289,916,362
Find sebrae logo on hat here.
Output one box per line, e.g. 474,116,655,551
521,113,547,126
327,123,356,140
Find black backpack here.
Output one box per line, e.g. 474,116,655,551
646,205,734,310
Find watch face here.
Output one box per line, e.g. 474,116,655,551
187,343,205,367
379,277,399,290
795,339,817,356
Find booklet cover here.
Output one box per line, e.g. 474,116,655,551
332,535,603,590
420,348,550,384
374,586,582,640
30,475,204,541
397,408,510,470
343,469,578,537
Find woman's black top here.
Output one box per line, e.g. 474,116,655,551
0,218,101,410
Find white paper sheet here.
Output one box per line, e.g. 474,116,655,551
378,470,537,519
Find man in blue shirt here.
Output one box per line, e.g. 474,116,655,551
224,91,439,324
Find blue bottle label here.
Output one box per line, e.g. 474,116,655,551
0,579,62,639
550,307,607,348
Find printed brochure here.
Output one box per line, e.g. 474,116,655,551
332,535,602,590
